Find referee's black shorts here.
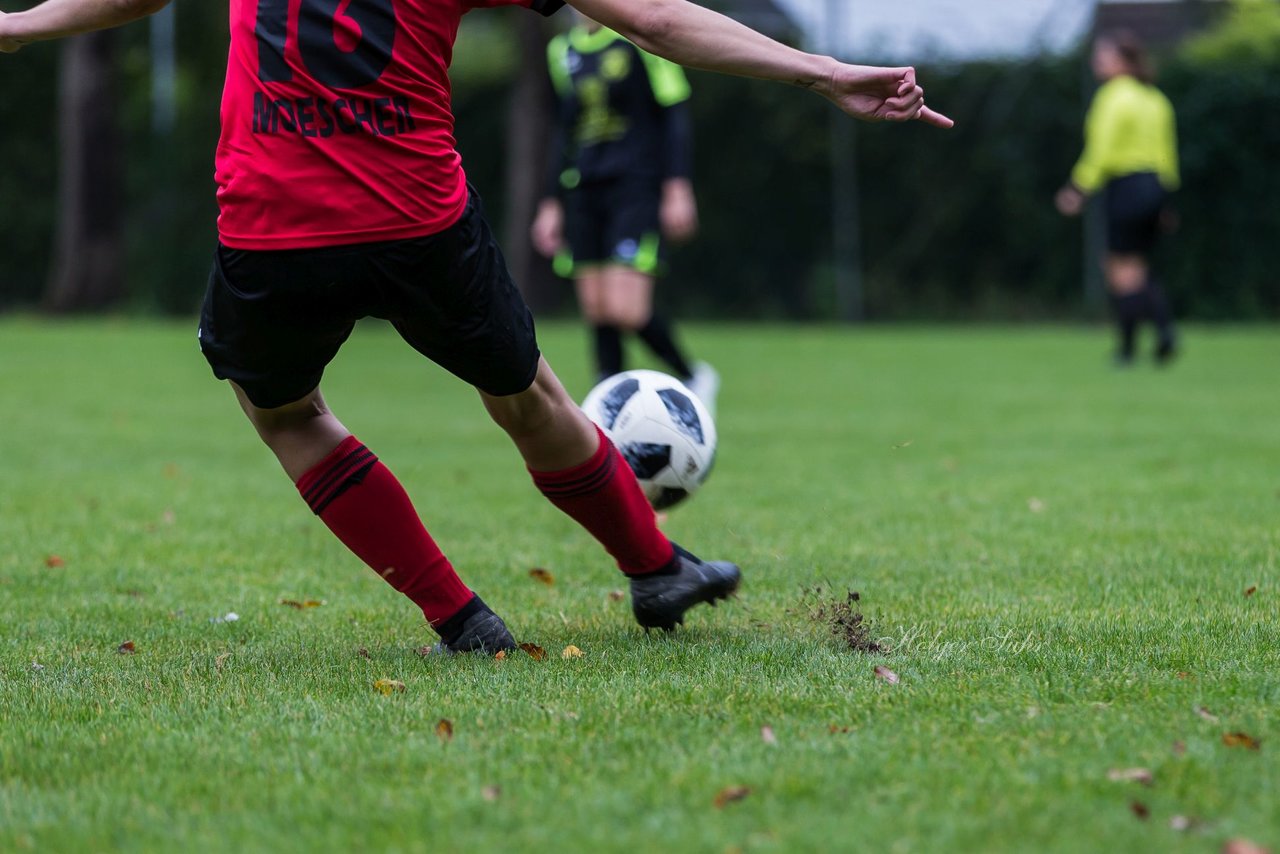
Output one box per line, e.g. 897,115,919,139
1104,171,1168,255
198,188,541,410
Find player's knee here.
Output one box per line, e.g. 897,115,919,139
486,374,577,440
1106,257,1147,294
245,400,328,448
613,304,648,331
487,386,555,437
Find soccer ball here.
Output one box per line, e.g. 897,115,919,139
582,370,717,510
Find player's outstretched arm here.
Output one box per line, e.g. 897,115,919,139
0,0,170,53
565,0,953,128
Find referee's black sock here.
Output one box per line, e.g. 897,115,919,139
1110,293,1143,363
593,325,624,381
1144,278,1178,358
637,314,694,380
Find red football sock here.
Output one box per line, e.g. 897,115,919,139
296,436,474,629
530,426,675,576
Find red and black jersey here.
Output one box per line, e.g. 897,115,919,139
215,0,562,251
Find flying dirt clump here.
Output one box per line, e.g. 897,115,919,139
803,587,884,654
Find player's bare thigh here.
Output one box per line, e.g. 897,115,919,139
575,267,608,324
598,264,654,331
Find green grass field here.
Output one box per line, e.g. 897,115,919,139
1,319,1277,853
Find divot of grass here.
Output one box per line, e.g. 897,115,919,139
799,585,886,654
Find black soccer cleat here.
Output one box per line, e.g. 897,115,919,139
431,597,516,656
630,544,741,632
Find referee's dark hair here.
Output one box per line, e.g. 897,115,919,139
1099,28,1156,84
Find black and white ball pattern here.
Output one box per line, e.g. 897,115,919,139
582,370,717,510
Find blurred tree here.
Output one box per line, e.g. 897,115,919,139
503,13,561,313
44,31,124,313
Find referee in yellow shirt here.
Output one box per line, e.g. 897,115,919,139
1057,30,1180,365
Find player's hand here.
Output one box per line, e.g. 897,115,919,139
660,178,699,244
0,13,28,53
822,64,953,129
1055,184,1085,217
531,198,565,259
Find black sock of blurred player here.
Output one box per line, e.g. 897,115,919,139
1111,293,1143,364
1143,277,1178,362
637,314,695,380
594,325,624,381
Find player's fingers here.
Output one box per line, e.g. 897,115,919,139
917,105,956,129
884,89,924,119
895,69,919,97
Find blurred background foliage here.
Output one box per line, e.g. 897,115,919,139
0,0,1276,319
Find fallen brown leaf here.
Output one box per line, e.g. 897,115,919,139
215,652,232,672
357,647,371,660
713,786,752,809
435,718,454,742
481,785,501,802
1222,840,1272,854
829,725,852,735
45,555,66,568
1196,706,1220,723
494,650,507,661
1221,731,1261,751
528,568,555,586
1130,800,1150,821
761,726,778,746
373,678,406,695
117,641,136,655
1176,671,1193,680
608,590,626,602
561,645,584,660
1107,767,1153,786
874,665,900,684
519,643,547,661
1244,585,1257,598
279,598,324,609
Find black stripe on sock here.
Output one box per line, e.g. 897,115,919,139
306,453,378,515
303,446,376,507
535,452,616,499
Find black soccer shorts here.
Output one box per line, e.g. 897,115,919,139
1104,171,1168,255
198,188,541,409
558,175,664,277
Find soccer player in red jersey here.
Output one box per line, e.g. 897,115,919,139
1,0,951,654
